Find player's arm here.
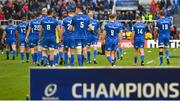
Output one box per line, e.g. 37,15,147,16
25,26,31,43
154,21,159,41
1,31,6,44
38,25,43,42
102,30,106,41
154,26,158,41
131,26,135,45
16,30,19,43
98,28,101,39
131,30,135,45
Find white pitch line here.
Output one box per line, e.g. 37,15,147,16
146,60,154,64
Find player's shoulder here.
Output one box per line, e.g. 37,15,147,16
117,22,124,26
58,20,63,25
93,19,98,23
157,18,164,22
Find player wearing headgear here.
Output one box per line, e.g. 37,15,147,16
70,6,92,66
16,17,30,63
103,14,124,66
62,9,75,66
155,10,173,65
39,9,61,67
1,19,17,60
26,13,41,65
87,11,100,64
131,16,146,66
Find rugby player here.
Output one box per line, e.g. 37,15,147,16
131,16,147,66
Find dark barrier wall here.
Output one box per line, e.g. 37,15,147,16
30,68,180,100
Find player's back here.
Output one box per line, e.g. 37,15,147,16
29,18,41,39
133,22,146,39
5,25,16,40
105,21,122,41
72,14,90,39
41,17,58,38
63,16,74,38
41,14,48,20
157,17,172,37
89,18,99,37
17,22,28,40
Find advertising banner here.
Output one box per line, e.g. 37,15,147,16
30,68,180,100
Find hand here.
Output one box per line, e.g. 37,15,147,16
1,39,4,44
131,40,134,45
88,24,93,31
25,37,28,43
154,39,157,42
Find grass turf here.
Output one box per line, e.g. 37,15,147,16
0,48,180,100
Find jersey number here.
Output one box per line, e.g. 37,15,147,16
111,30,114,36
47,25,51,30
138,29,143,34
67,20,72,30
34,25,39,30
162,24,168,30
21,29,25,33
80,22,84,28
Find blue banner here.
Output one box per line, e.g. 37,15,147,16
116,0,138,7
30,68,180,100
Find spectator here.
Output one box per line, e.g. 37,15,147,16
160,0,165,9
173,0,178,14
166,0,172,8
0,9,4,20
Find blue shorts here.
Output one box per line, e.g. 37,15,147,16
134,40,144,49
87,37,98,46
41,38,56,49
63,39,75,49
158,36,170,47
75,39,87,48
28,39,38,48
19,39,27,47
105,39,118,51
54,43,63,49
5,39,16,46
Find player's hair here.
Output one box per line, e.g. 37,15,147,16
159,10,165,16
109,13,116,19
8,19,13,24
68,9,75,14
76,6,83,11
21,17,27,21
36,11,41,17
30,13,36,19
47,9,54,16
135,15,141,20
42,8,47,14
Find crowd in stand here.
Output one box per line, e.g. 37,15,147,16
0,0,179,40
0,0,178,20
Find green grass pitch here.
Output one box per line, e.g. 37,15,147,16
0,48,180,100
